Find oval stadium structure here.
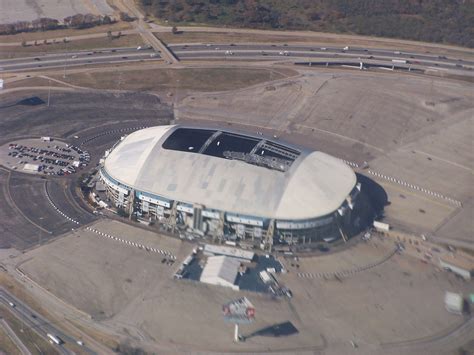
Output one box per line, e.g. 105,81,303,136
99,125,361,248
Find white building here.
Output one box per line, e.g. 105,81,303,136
439,255,473,280
200,256,241,290
23,163,39,172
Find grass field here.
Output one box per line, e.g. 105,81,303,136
0,34,144,59
0,324,21,355
5,76,68,89
51,66,295,91
0,305,58,355
0,22,132,43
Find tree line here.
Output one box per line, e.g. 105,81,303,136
0,13,121,35
140,0,474,48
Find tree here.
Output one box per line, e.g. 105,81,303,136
0,24,15,35
21,40,27,47
171,26,178,34
102,15,113,24
107,30,112,39
43,39,48,45
119,12,134,22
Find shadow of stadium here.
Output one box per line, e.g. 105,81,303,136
346,173,389,238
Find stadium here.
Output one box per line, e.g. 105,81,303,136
99,124,361,249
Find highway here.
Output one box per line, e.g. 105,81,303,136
0,47,161,73
169,43,473,72
0,287,96,354
1,42,472,75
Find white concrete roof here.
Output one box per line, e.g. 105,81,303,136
200,256,240,289
203,244,255,261
104,125,356,220
23,163,39,172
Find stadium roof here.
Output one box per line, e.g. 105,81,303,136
104,125,356,220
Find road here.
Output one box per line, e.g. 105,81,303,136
0,287,96,355
169,43,473,72
0,318,31,355
2,43,471,75
0,47,161,73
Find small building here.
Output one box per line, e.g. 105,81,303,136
200,256,240,290
23,163,39,172
203,244,255,262
95,181,106,192
445,292,463,315
439,255,473,280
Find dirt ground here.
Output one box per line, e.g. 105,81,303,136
0,0,113,24
176,68,474,241
16,220,473,354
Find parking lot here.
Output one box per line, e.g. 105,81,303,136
0,138,89,176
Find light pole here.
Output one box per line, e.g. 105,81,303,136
47,80,51,107
38,217,44,245
63,39,68,78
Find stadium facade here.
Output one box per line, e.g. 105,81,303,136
99,125,361,249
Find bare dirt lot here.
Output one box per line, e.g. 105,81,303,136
16,220,473,354
0,0,113,24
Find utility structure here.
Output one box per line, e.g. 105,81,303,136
222,297,255,342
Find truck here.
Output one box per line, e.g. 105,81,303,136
259,270,274,284
444,292,463,315
392,59,408,64
373,221,390,232
47,333,63,345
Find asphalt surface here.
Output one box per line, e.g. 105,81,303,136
0,47,161,73
169,43,473,72
0,287,95,354
1,43,472,74
0,90,173,250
